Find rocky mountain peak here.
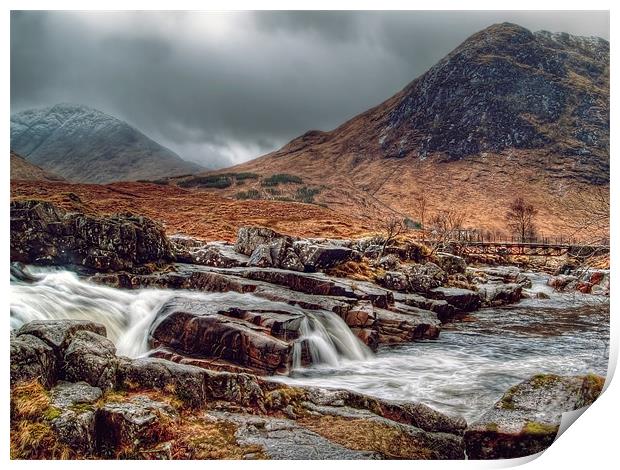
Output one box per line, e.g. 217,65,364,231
378,23,609,170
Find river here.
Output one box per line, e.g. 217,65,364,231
10,267,609,423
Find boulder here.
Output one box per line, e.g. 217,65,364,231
96,395,178,457
435,252,467,274
294,240,358,270
235,226,287,256
17,319,107,356
248,244,274,267
404,262,447,293
374,307,440,344
464,374,605,459
477,283,523,307
392,292,457,323
148,296,296,374
428,287,481,312
10,333,57,388
378,270,410,291
10,200,174,271
172,237,249,267
49,381,103,454
547,274,578,291
63,330,118,391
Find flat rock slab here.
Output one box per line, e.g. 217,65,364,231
428,287,481,312
208,411,380,460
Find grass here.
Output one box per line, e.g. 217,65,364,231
10,380,77,459
298,415,435,459
327,260,385,282
261,173,303,187
521,421,558,436
236,189,261,200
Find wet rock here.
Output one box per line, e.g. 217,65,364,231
535,291,551,299
148,296,295,374
96,395,178,458
10,333,57,388
474,266,532,288
63,330,118,391
49,381,103,454
10,200,174,271
464,373,605,459
435,253,467,274
374,307,440,344
428,287,481,312
477,283,523,307
349,328,379,350
547,274,578,291
392,292,456,323
17,319,107,357
342,301,376,328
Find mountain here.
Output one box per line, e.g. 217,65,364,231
10,104,203,183
10,150,64,181
206,23,609,236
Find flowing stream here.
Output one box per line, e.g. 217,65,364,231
10,267,609,422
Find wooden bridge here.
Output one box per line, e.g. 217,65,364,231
456,241,609,257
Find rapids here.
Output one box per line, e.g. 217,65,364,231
10,266,609,421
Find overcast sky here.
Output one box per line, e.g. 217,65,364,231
11,10,609,169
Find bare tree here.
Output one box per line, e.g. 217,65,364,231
428,209,466,254
376,217,405,261
505,197,538,242
558,185,609,245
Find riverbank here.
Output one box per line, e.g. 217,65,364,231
10,200,609,459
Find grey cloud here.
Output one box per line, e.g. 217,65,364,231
11,10,609,168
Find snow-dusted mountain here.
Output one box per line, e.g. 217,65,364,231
10,104,202,183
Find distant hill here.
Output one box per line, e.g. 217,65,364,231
10,104,203,183
206,23,609,236
10,150,64,181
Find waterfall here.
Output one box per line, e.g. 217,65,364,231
10,265,372,368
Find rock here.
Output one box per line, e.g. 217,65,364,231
116,357,211,408
294,240,358,270
349,328,379,350
535,291,551,299
428,287,481,312
235,226,287,256
148,296,296,374
96,395,178,457
547,274,578,291
248,244,274,267
464,373,605,459
392,292,457,323
404,262,447,293
376,254,400,270
171,236,248,267
17,319,107,356
210,411,379,459
10,200,174,271
477,283,523,306
63,330,118,391
10,333,57,388
378,270,410,291
342,301,376,328
435,253,467,274
49,381,103,454
374,307,440,344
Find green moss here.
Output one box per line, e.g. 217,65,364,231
43,406,62,421
485,422,499,432
529,374,562,388
522,421,558,436
69,403,95,414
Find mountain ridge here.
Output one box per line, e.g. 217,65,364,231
10,103,203,184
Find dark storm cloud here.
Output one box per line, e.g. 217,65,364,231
10,10,609,168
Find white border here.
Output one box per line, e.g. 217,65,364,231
2,1,616,469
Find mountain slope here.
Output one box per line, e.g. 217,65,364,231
10,150,64,181
211,23,608,236
10,104,203,183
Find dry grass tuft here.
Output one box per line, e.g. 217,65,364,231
298,415,434,459
327,260,385,282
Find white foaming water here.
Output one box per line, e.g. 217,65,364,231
10,266,370,366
